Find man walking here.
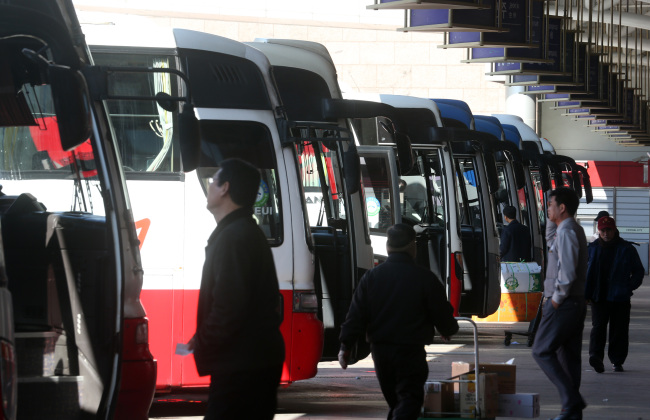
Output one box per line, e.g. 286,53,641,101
338,223,459,420
188,158,285,420
586,216,644,373
500,205,532,262
532,187,588,420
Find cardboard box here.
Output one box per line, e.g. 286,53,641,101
451,362,516,394
473,292,543,322
497,393,540,418
422,381,454,418
459,373,499,419
500,262,542,293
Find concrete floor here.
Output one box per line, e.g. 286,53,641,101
149,276,650,419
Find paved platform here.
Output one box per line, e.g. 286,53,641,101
149,276,650,419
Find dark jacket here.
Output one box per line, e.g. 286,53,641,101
585,234,645,303
194,207,284,376
500,219,532,262
339,252,459,349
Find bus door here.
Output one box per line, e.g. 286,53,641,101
287,124,367,361
452,149,501,317
404,149,452,295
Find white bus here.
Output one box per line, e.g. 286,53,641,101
347,94,502,318
0,1,155,419
86,29,372,389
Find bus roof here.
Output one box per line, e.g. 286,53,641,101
433,100,474,130
249,39,342,100
475,115,505,141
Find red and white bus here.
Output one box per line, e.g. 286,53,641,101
0,1,155,419
85,28,373,390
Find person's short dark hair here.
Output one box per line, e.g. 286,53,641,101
216,158,261,208
594,210,610,222
503,205,517,220
549,186,579,216
386,223,416,252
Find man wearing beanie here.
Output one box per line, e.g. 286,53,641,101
589,210,610,243
338,223,459,420
500,205,532,262
585,216,644,373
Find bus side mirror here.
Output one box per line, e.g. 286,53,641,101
343,143,361,195
48,64,92,151
179,104,200,172
395,132,414,175
513,160,527,190
483,153,499,194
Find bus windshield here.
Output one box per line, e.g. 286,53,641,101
92,51,181,173
197,120,283,245
0,83,103,214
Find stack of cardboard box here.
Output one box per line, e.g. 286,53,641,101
421,362,540,418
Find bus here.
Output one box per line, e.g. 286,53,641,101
245,39,375,360
347,94,503,318
86,28,371,389
500,122,546,270
0,1,155,419
473,116,538,264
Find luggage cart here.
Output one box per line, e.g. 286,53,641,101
504,296,544,347
421,317,494,419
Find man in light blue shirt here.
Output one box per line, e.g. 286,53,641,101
532,187,588,420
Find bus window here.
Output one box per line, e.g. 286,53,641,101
424,151,446,227
360,156,394,232
455,158,483,229
518,186,529,227
196,120,283,245
296,137,347,228
531,170,546,228
91,52,181,173
494,165,510,225
398,150,447,227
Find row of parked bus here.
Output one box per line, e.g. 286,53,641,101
0,2,593,419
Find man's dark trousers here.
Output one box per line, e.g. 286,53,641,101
589,301,632,366
205,363,283,420
371,343,428,420
532,297,587,413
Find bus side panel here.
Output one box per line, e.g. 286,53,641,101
279,289,294,384
289,312,323,382
179,289,208,387
139,289,174,389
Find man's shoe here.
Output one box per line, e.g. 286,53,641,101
589,356,605,373
549,410,583,420
613,364,624,372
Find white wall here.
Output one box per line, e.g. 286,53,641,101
73,0,506,115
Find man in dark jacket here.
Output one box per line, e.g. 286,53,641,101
586,216,644,373
187,158,284,420
338,223,459,420
500,205,532,262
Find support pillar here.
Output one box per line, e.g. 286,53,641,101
505,85,536,131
